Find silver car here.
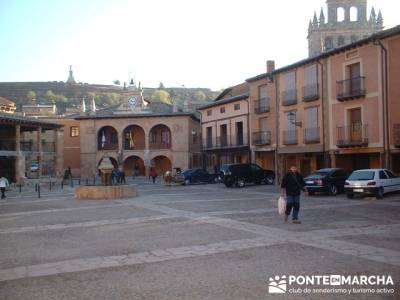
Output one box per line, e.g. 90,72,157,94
344,169,400,198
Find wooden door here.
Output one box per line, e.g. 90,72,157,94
349,108,362,142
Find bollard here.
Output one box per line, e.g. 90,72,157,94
38,185,41,198
35,183,38,192
49,180,52,191
70,178,74,188
85,178,88,185
61,180,64,189
19,184,21,193
78,178,81,185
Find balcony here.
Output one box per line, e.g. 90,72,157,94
283,130,298,145
337,124,368,147
282,89,297,106
302,83,319,102
336,76,366,101
393,124,400,147
202,135,248,150
254,98,270,114
149,141,171,150
124,141,145,150
303,127,320,144
98,142,118,151
0,140,16,151
252,131,271,146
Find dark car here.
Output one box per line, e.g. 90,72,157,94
182,169,219,185
220,163,275,187
304,168,349,196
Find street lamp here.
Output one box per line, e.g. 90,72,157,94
287,111,302,127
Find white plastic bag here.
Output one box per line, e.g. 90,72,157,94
278,196,286,215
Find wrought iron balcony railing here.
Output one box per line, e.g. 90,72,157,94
302,83,319,102
282,89,297,106
337,123,368,147
283,129,298,145
303,127,320,144
252,131,271,146
336,76,366,101
254,98,270,114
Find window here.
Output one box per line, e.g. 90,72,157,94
258,85,269,110
111,132,118,144
305,107,318,128
379,171,388,179
304,64,318,100
220,107,225,113
207,110,212,116
337,7,345,22
70,126,79,137
350,7,358,21
259,117,268,132
325,37,333,50
385,170,397,178
234,103,240,110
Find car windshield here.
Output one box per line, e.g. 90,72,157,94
182,169,192,175
311,171,330,176
348,171,375,181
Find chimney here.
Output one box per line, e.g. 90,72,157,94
267,60,275,73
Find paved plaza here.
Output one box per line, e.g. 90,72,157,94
0,179,399,299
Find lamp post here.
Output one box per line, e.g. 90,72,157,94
287,111,302,127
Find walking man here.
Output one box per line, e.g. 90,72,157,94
280,165,305,224
0,175,9,199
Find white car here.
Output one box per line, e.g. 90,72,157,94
344,169,400,199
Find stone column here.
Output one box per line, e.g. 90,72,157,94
54,128,64,178
15,124,25,184
118,130,124,167
330,152,337,168
37,126,43,177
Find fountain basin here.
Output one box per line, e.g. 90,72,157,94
75,185,138,200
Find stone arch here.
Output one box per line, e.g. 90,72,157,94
97,157,118,168
98,126,118,150
123,155,145,176
151,155,172,174
149,124,172,149
123,125,145,150
350,6,358,21
337,7,345,22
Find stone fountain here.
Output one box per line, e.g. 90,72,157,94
75,157,138,200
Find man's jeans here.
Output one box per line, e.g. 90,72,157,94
285,195,300,220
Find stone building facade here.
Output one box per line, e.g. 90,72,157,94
308,0,383,57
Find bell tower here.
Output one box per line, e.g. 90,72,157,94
308,0,384,57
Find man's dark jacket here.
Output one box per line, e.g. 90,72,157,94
281,172,306,196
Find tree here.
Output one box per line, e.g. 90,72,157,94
194,91,207,102
55,94,67,103
44,90,57,104
26,90,36,101
151,90,172,104
113,80,121,85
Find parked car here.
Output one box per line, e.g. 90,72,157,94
345,169,400,199
30,161,39,172
220,163,275,187
182,169,219,185
304,168,349,195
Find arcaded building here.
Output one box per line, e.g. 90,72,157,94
74,90,201,178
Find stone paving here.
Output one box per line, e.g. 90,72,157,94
0,179,399,299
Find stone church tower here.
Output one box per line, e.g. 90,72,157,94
308,0,383,57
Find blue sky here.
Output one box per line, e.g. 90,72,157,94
0,0,398,90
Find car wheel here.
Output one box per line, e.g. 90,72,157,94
265,176,274,185
329,184,338,196
346,193,354,199
235,178,245,188
375,187,384,199
184,179,191,185
308,191,315,196
213,177,219,184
